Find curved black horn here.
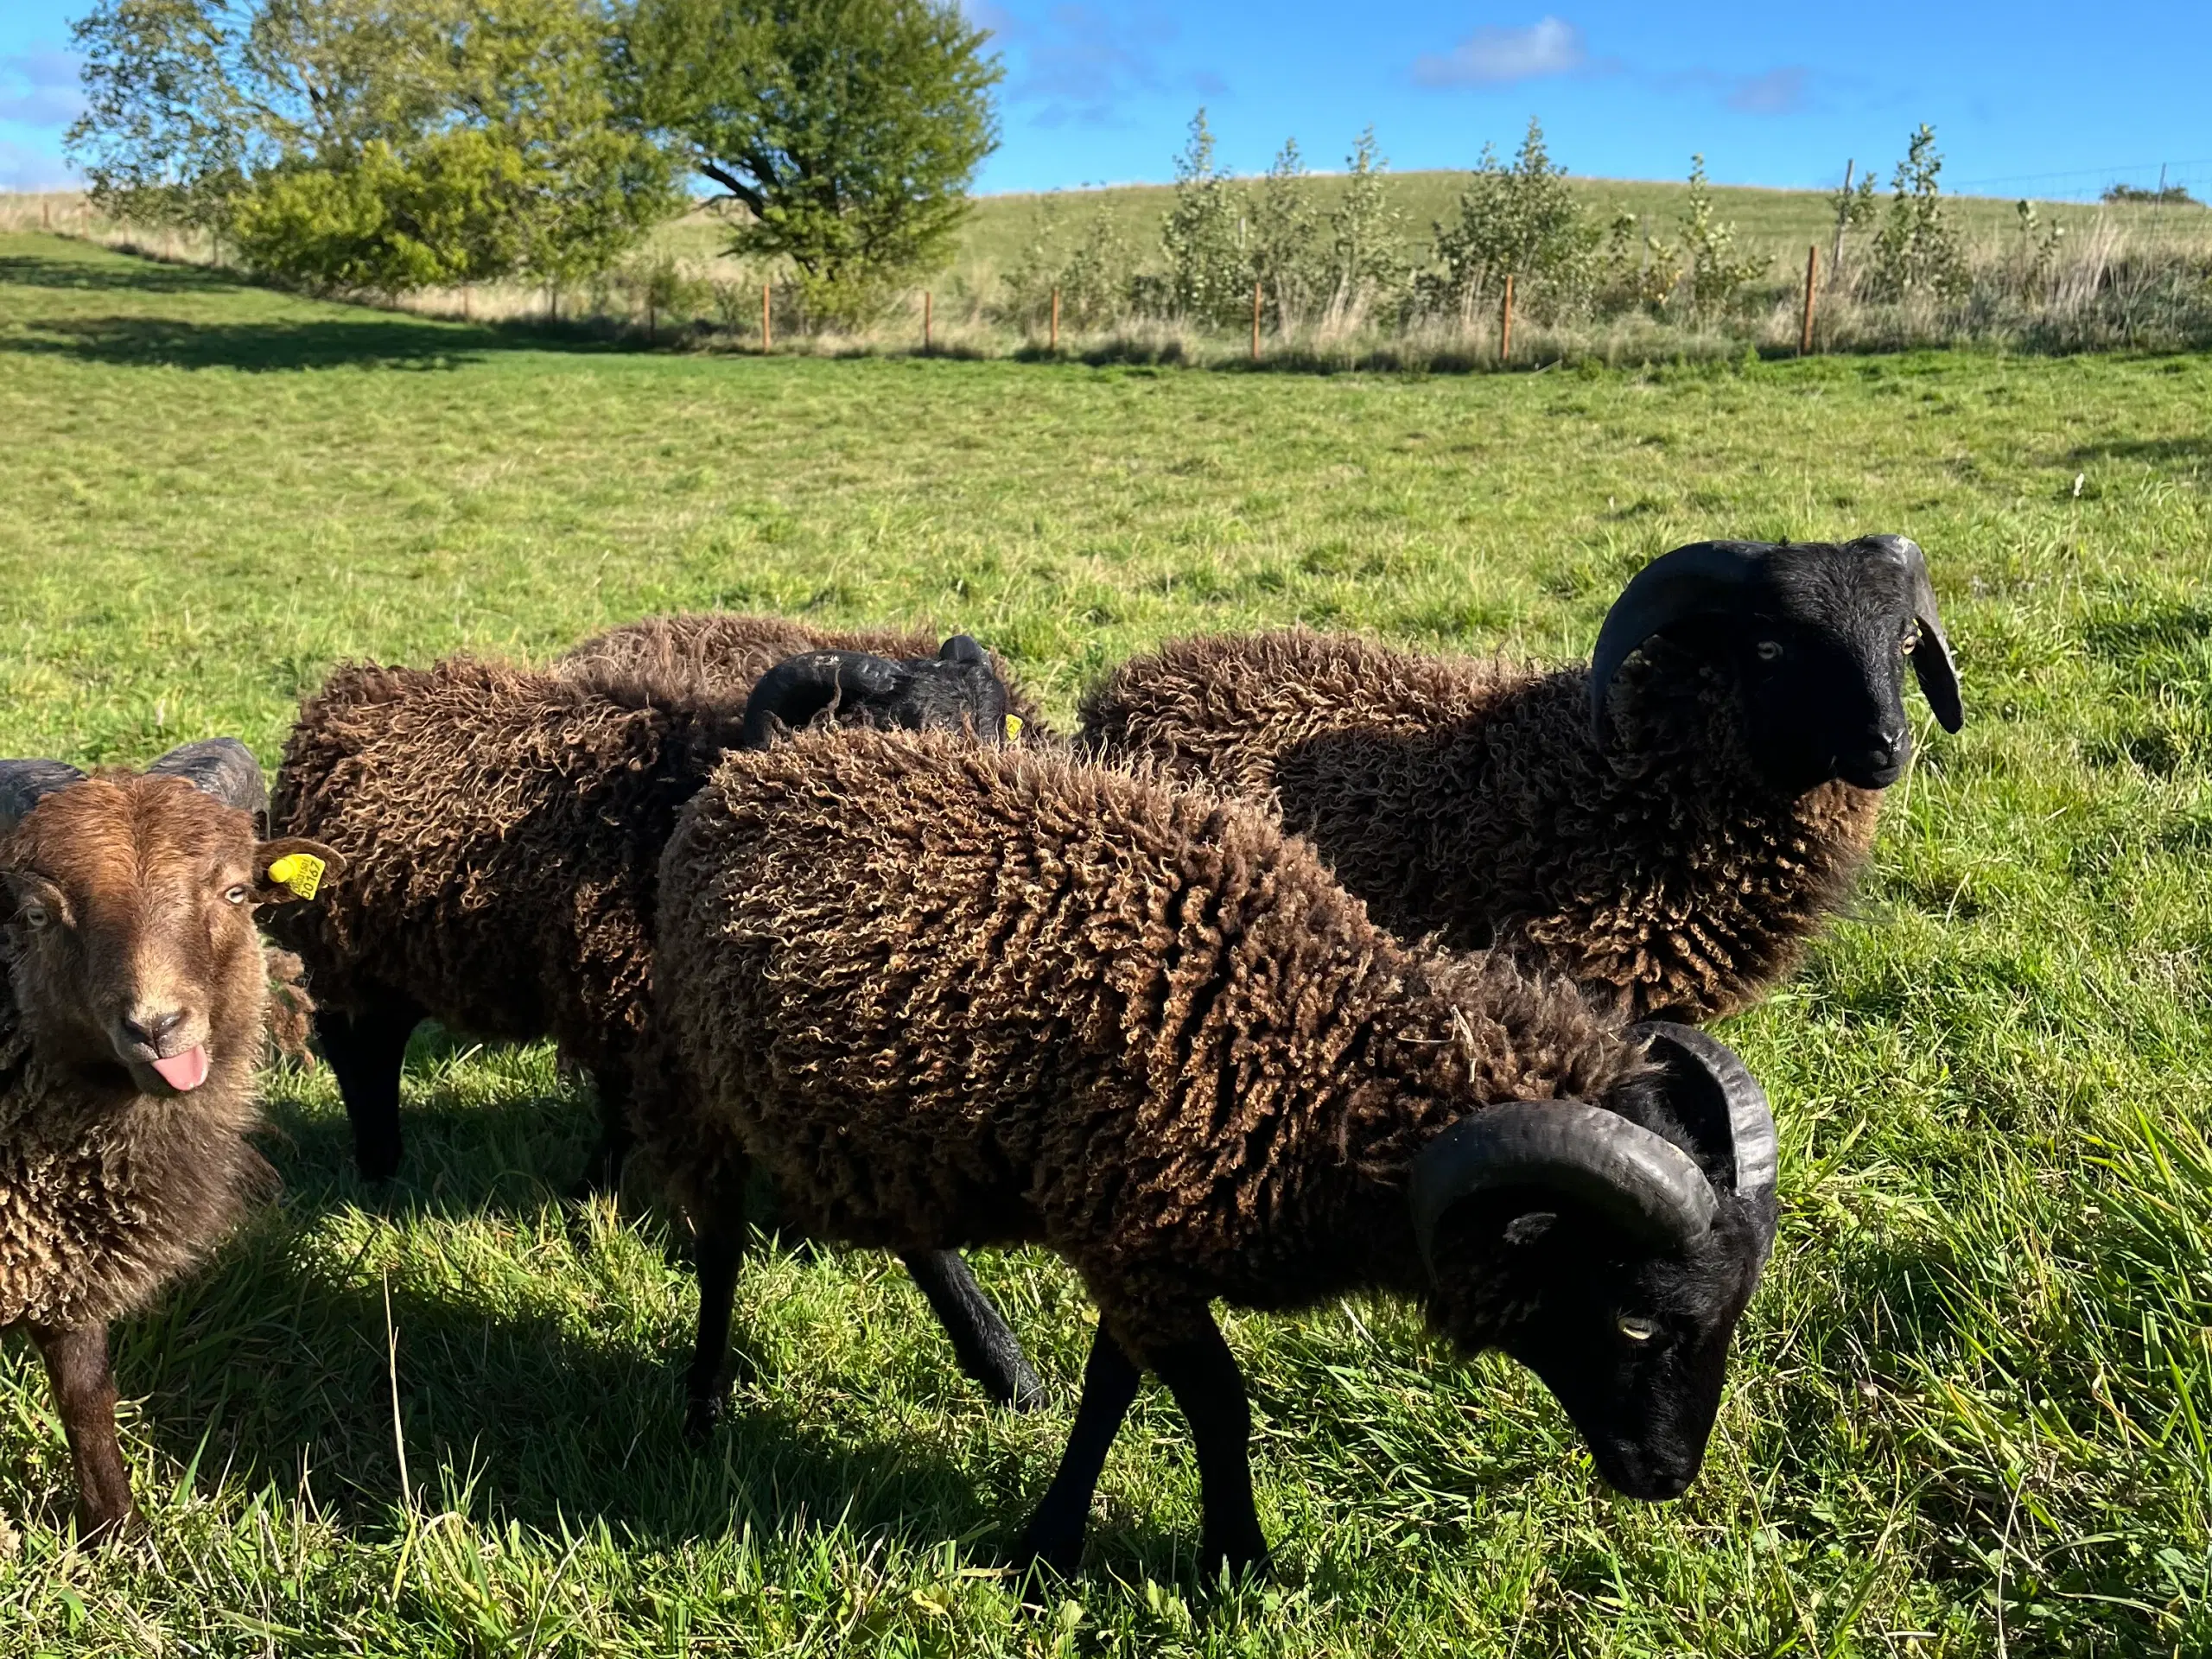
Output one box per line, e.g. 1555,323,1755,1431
1588,541,1774,743
740,652,905,750
146,738,268,818
1627,1022,1776,1199
1855,533,1962,734
938,634,986,665
0,759,88,831
1410,1099,1719,1276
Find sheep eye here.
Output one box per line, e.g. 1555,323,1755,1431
1901,624,1923,655
224,885,251,906
1754,640,1783,663
19,900,50,931
1616,1315,1658,1344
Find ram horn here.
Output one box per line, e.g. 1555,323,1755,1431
146,738,268,820
1627,1021,1776,1199
938,634,986,664
0,759,88,832
1854,533,1962,734
1588,540,1775,743
1410,1099,1719,1277
740,651,906,750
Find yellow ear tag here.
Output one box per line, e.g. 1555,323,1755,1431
1005,715,1024,741
266,853,326,899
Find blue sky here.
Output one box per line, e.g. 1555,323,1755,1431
6,2,2209,200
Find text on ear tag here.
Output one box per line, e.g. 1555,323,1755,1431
267,853,326,899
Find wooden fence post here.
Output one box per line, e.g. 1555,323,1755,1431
1251,280,1262,363
1499,274,1514,363
923,289,932,353
1830,159,1854,273
41,200,51,231
1801,244,1819,354
761,281,772,353
1050,287,1060,351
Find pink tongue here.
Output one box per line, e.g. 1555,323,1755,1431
152,1046,209,1091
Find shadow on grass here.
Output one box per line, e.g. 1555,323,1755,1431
2068,435,2212,471
1,315,524,373
0,251,241,296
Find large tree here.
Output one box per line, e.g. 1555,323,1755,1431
67,0,677,294
623,0,999,323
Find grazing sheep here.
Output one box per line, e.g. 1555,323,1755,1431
556,612,1050,741
1077,535,1963,1024
643,728,1778,1574
267,644,1043,1409
1,742,341,1541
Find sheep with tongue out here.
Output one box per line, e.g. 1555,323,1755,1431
0,740,342,1543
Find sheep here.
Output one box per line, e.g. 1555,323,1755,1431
554,611,1050,741
1,741,342,1541
640,727,1779,1575
265,642,1044,1410
1077,535,1963,1026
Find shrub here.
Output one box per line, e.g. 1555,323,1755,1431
1675,154,1767,320
1154,109,1247,327
1420,118,1598,324
1250,139,1325,328
1322,127,1410,327
1867,124,1969,301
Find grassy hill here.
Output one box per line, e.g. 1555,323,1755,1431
3,231,2211,1654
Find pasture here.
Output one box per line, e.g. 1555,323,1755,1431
2,231,2210,1656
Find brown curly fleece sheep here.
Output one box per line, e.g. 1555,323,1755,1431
1078,629,1880,1023
556,613,1052,741
642,728,1777,1572
3,757,338,1540
268,652,1046,1409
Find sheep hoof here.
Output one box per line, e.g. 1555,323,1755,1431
1009,1524,1083,1580
76,1502,143,1548
988,1358,1047,1414
1197,1533,1271,1586
682,1392,727,1447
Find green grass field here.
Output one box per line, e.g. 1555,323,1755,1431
4,232,2211,1656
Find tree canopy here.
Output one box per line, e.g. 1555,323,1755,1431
623,0,1000,322
69,0,677,293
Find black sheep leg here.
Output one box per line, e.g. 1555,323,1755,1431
1015,1325,1142,1574
316,993,423,1183
899,1250,1045,1411
570,1058,635,1201
1151,1313,1268,1578
683,1171,751,1445
29,1320,137,1543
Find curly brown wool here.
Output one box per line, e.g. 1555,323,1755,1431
645,728,1661,1359
267,654,754,1183
268,651,1050,1410
3,767,317,1540
1077,630,1880,1023
555,613,1052,741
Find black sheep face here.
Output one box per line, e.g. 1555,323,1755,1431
1682,540,1951,794
1427,1192,1771,1501
740,638,1014,749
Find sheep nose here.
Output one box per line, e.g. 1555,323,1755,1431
120,1007,188,1050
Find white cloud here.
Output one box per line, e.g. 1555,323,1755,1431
1413,17,1586,87
1726,67,1810,116
0,48,86,129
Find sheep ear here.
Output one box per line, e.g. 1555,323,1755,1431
1588,541,1772,743
740,652,904,749
938,634,986,665
255,837,346,906
147,738,269,823
1408,1100,1718,1281
1857,534,1963,734
0,760,87,832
